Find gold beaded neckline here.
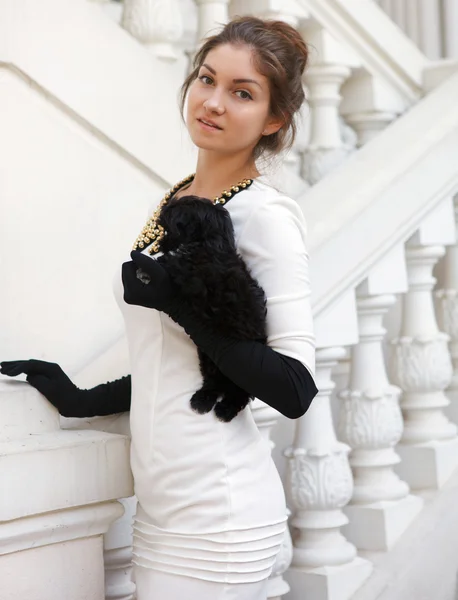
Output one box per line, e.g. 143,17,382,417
132,173,254,255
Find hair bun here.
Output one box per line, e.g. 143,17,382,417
265,20,309,75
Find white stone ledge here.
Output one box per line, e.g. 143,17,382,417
0,501,124,556
0,429,133,521
0,536,106,600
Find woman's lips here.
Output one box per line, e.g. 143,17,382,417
197,119,223,131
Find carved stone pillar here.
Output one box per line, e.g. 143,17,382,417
251,400,292,599
340,71,400,147
284,348,372,600
339,291,423,550
436,287,458,413
194,0,229,41
435,196,458,425
343,111,395,147
121,0,184,60
390,241,458,489
300,63,352,184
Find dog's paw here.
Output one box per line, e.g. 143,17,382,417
190,389,219,414
214,401,242,423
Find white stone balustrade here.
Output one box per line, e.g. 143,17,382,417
284,345,372,600
390,198,458,490
121,0,184,60
283,283,374,600
338,246,423,551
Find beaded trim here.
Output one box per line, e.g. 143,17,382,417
132,173,254,255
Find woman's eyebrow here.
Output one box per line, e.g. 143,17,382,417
201,63,262,88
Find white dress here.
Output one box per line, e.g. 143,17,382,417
112,176,316,588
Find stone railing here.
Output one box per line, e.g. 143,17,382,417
279,64,458,599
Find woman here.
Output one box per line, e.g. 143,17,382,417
1,16,318,600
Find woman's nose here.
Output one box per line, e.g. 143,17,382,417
203,90,225,114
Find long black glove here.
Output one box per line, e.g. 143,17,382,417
123,252,318,419
0,360,131,418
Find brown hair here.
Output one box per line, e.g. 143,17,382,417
180,16,309,161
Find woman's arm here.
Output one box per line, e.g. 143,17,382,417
78,374,131,417
181,334,317,419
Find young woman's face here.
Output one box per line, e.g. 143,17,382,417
186,44,281,156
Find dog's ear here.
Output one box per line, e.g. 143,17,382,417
202,204,236,251
158,197,201,247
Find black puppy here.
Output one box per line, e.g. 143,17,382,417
156,195,267,422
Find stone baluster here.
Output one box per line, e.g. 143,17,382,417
436,196,458,425
104,497,137,600
417,0,443,60
340,71,402,147
251,400,293,599
298,23,357,184
341,0,426,146
284,346,372,600
121,0,184,61
194,0,229,41
390,199,458,490
338,260,423,550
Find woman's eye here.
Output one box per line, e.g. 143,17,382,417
199,75,213,85
235,90,252,101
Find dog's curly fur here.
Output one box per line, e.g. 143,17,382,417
155,194,267,422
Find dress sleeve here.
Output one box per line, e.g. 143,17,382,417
237,196,316,382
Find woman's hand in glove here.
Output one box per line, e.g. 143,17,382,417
0,359,80,415
0,359,131,417
122,251,178,313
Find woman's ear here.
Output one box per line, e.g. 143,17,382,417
262,117,284,136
